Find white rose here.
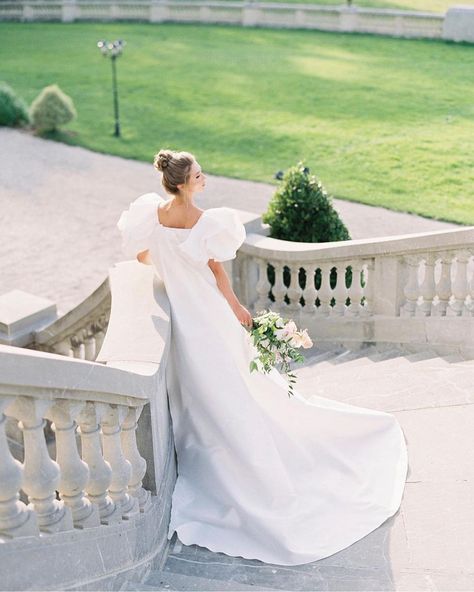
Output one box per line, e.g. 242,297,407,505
300,329,313,349
284,321,298,336
275,328,289,340
289,332,305,348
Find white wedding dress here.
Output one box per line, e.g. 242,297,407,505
117,192,408,566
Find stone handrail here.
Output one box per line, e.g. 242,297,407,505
2,0,470,42
0,345,156,539
32,277,111,360
235,226,474,355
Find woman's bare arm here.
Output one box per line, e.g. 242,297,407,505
208,259,252,327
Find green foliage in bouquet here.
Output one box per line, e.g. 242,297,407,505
248,309,312,398
0,82,29,127
30,84,77,133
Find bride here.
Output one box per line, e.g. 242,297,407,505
117,148,408,566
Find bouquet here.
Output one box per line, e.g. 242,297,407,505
246,309,313,398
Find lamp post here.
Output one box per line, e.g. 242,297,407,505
97,39,126,138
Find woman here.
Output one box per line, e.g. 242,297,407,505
117,148,408,566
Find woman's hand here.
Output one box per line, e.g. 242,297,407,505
232,302,253,328
137,249,152,265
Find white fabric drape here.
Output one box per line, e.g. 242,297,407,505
117,192,408,566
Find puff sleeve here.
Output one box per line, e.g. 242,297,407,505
178,207,246,264
117,192,164,259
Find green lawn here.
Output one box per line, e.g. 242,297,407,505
1,22,473,225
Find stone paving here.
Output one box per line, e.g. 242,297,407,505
0,128,465,314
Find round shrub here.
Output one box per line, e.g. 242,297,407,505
262,162,357,308
262,161,350,243
0,82,30,127
30,84,77,133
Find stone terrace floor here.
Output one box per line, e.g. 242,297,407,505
0,127,464,314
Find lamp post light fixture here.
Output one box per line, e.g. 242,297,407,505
97,39,126,138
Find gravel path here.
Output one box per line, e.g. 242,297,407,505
0,128,464,314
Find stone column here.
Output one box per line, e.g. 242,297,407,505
6,397,73,534
0,398,39,539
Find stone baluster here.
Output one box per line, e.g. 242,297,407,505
331,261,348,316
434,251,453,316
317,263,333,316
45,400,100,529
54,338,74,357
255,259,270,312
71,333,85,359
94,330,106,356
469,250,474,315
5,397,73,533
92,314,109,356
0,399,39,539
287,263,302,312
346,259,364,317
360,260,374,316
272,262,287,311
302,265,318,313
121,406,151,513
231,253,244,304
419,253,437,316
401,255,422,316
450,249,471,316
101,404,139,519
237,253,251,307
77,402,121,525
84,334,96,361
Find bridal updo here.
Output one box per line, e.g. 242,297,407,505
153,149,196,195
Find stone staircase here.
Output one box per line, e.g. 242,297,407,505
116,344,474,592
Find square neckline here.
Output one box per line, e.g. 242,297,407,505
156,203,207,231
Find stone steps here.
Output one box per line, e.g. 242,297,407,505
296,345,474,381
293,345,474,413
122,567,277,591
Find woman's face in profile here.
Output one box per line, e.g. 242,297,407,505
186,160,206,193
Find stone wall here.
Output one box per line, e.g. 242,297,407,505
1,1,473,43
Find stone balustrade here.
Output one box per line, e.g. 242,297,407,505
33,277,111,361
235,225,474,354
1,0,471,43
0,346,156,540
0,263,175,590
0,345,156,541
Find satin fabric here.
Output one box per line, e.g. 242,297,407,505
117,192,408,566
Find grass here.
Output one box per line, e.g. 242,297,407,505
1,22,473,225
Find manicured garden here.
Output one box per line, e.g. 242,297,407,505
1,22,473,224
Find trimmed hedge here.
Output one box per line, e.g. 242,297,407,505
30,84,76,132
262,162,358,308
263,162,350,243
0,82,29,127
